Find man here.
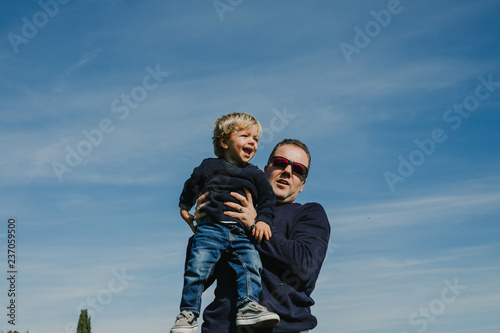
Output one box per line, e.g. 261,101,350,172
202,138,331,333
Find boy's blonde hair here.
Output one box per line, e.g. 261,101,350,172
212,113,263,158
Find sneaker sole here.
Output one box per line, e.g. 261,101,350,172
236,314,280,327
170,324,198,333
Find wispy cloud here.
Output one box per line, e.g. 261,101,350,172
331,189,500,232
54,49,102,92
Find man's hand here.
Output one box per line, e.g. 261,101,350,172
253,221,272,243
224,188,257,229
180,208,196,233
194,191,210,222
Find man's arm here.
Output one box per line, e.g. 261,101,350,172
257,203,331,285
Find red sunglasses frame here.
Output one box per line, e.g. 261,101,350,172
268,156,309,178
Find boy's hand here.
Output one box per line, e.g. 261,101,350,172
252,221,272,243
180,208,196,233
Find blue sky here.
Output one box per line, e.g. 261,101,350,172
1,0,499,332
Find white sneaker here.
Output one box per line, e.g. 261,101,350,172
236,301,280,327
170,310,198,333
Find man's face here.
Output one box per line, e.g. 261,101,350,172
264,144,308,204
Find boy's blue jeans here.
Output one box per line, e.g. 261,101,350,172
180,218,262,315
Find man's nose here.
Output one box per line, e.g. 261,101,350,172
282,164,293,175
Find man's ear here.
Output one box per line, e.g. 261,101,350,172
299,179,306,193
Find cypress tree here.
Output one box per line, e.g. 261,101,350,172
76,309,91,333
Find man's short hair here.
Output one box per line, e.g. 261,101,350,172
268,138,311,169
212,113,263,158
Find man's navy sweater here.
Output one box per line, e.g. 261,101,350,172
202,202,331,332
179,157,275,226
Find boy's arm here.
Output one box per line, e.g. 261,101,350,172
249,170,276,242
254,169,276,226
178,160,207,230
179,164,203,209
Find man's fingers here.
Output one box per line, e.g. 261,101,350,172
224,201,240,210
198,200,211,209
194,192,210,213
198,191,209,201
223,211,237,218
243,187,253,205
229,192,247,205
194,212,207,222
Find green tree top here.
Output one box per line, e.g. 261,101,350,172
77,309,91,333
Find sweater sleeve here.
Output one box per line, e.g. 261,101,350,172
178,160,207,211
254,170,276,226
257,203,331,284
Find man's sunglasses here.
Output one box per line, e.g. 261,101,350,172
268,156,309,178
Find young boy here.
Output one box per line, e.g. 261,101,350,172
170,113,280,333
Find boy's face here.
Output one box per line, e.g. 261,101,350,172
220,125,259,165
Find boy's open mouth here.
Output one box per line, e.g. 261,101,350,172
243,148,253,155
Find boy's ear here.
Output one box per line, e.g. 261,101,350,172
219,137,228,149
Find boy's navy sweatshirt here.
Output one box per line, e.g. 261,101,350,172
201,202,331,333
179,157,275,226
